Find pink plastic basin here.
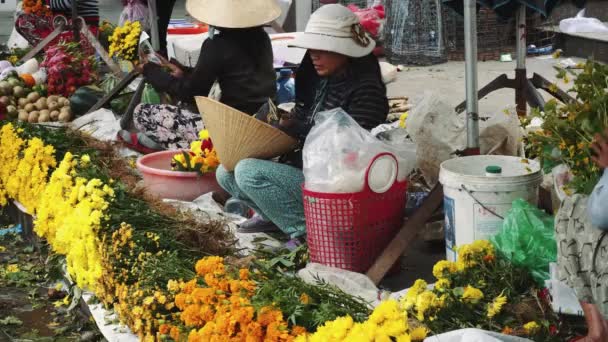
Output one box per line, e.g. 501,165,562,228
136,150,223,201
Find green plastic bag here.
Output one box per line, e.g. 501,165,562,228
141,84,161,105
491,199,557,285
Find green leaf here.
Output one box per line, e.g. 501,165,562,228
0,315,23,325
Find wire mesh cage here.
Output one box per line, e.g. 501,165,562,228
443,7,516,61
384,0,447,66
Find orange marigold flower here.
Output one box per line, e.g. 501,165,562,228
299,293,310,305
239,269,250,280
170,326,180,341
502,326,514,335
483,254,496,263
291,326,307,336
257,307,284,327
159,323,171,334
182,279,198,294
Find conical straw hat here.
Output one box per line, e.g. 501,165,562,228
195,97,298,171
186,0,281,29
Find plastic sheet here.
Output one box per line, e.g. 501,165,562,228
119,0,150,30
303,108,416,193
141,84,161,105
347,4,385,38
559,9,608,34
491,199,557,285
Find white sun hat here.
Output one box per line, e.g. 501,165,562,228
185,0,282,29
289,4,376,58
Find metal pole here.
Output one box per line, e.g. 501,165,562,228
515,5,527,116
71,0,80,42
148,0,160,51
463,0,479,153
515,6,526,69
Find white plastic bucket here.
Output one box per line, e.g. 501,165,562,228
439,155,543,261
0,0,17,12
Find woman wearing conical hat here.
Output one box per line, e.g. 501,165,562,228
119,0,280,152
217,4,389,246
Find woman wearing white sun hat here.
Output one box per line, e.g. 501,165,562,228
217,4,389,245
119,0,281,152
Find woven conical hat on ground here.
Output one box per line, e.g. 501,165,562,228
195,97,298,171
186,0,281,29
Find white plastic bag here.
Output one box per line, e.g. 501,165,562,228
559,9,608,34
303,108,417,193
423,328,532,342
119,0,150,30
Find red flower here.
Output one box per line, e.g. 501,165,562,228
549,325,558,336
201,139,213,150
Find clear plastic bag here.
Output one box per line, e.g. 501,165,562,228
491,199,557,285
119,0,150,31
303,108,417,193
559,9,608,34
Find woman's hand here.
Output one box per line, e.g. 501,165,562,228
134,50,149,74
592,129,608,169
156,53,184,78
581,302,608,342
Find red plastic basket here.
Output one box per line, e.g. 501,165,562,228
303,153,408,273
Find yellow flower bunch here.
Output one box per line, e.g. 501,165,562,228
455,239,494,270
461,285,484,304
0,124,56,213
172,130,220,174
172,256,304,342
296,300,419,342
109,20,141,62
0,123,25,206
487,293,507,318
35,153,113,291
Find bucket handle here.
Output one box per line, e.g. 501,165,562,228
364,152,398,194
460,184,505,220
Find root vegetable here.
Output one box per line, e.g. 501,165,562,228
58,111,71,122
39,112,50,122
24,103,35,112
6,105,17,118
47,95,58,103
47,101,59,111
35,98,47,110
18,98,28,107
50,110,59,120
27,92,40,102
18,110,28,121
28,111,39,123
13,86,25,98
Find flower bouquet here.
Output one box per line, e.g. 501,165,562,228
136,130,222,201
525,61,607,195
171,130,220,175
108,20,142,63
401,240,585,341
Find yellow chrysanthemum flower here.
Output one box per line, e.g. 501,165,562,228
523,321,540,334
461,285,484,304
487,293,508,318
410,327,428,341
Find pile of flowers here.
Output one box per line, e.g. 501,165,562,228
525,61,607,194
0,123,56,213
41,41,97,96
296,299,427,342
109,20,142,62
401,240,574,341
165,256,305,341
22,0,52,17
171,130,220,174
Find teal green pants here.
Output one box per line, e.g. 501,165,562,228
216,159,306,238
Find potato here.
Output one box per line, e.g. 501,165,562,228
47,101,59,111
27,92,40,103
28,111,39,123
57,97,68,106
60,107,71,115
47,95,58,103
18,97,28,107
24,103,35,112
40,109,50,117
35,98,47,110
58,111,71,122
50,110,60,120
18,110,29,122
38,113,51,123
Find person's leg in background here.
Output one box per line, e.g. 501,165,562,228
156,0,177,57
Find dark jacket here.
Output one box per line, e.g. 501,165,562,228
280,52,389,168
143,27,276,115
